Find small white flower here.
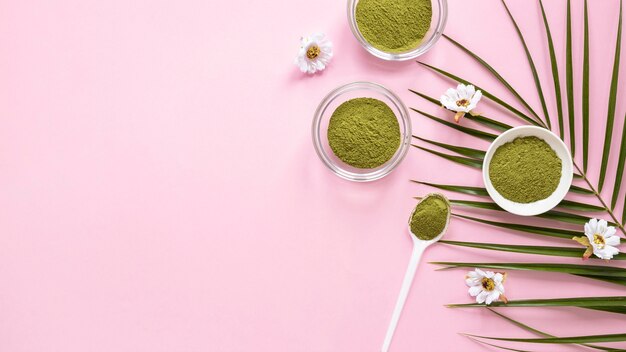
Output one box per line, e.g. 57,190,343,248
440,84,483,123
465,268,507,305
294,33,333,74
573,218,621,260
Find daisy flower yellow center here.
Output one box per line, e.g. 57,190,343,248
456,99,470,107
306,44,321,60
593,233,606,249
481,277,495,291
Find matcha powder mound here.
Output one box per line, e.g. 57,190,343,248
327,97,401,169
355,0,432,53
489,136,562,203
409,194,450,241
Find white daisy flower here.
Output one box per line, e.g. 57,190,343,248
440,84,483,123
573,218,621,260
465,268,507,305
294,33,333,74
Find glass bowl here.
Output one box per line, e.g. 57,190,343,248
347,0,448,61
312,82,412,182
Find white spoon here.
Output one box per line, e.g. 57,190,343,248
381,193,451,352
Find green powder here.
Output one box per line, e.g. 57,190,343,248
355,0,432,53
327,97,401,169
489,136,562,203
409,194,450,241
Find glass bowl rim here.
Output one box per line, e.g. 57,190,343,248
311,81,412,182
346,0,449,61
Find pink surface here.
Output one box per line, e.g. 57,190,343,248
1,0,625,351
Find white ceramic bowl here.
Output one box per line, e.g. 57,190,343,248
482,126,573,216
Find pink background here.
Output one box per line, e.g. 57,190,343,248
1,0,625,351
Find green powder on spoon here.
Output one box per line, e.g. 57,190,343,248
355,0,432,53
409,194,450,241
327,97,400,169
489,136,562,203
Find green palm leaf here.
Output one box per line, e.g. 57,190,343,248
410,181,489,197
450,296,626,308
566,0,575,155
598,0,623,192
443,34,545,127
465,333,626,344
450,199,602,225
413,136,486,159
409,89,513,131
612,113,626,209
440,240,626,260
570,184,595,195
431,262,626,286
413,145,483,169
410,108,497,141
417,62,541,127
487,309,621,351
415,178,593,199
501,0,551,129
558,199,604,212
583,0,590,171
590,306,626,315
488,309,548,337
539,0,565,139
467,338,535,352
453,213,580,240
432,262,626,278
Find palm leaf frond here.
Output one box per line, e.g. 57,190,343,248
539,0,565,138
413,136,486,159
465,333,626,344
417,62,541,127
566,0,576,155
443,34,545,127
582,0,590,171
598,0,623,192
432,262,626,278
612,112,626,209
450,296,626,308
501,0,550,129
453,213,580,240
410,108,497,141
409,89,513,131
414,145,483,169
440,240,626,260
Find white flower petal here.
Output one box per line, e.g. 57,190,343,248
445,88,459,101
456,84,467,98
485,290,500,305
475,268,487,277
606,235,621,246
493,273,504,283
598,219,608,234
476,291,489,304
470,90,482,106
468,285,483,296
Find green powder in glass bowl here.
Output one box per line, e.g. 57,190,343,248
327,97,401,169
355,0,433,53
489,136,562,203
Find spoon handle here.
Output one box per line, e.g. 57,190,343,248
381,242,425,352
